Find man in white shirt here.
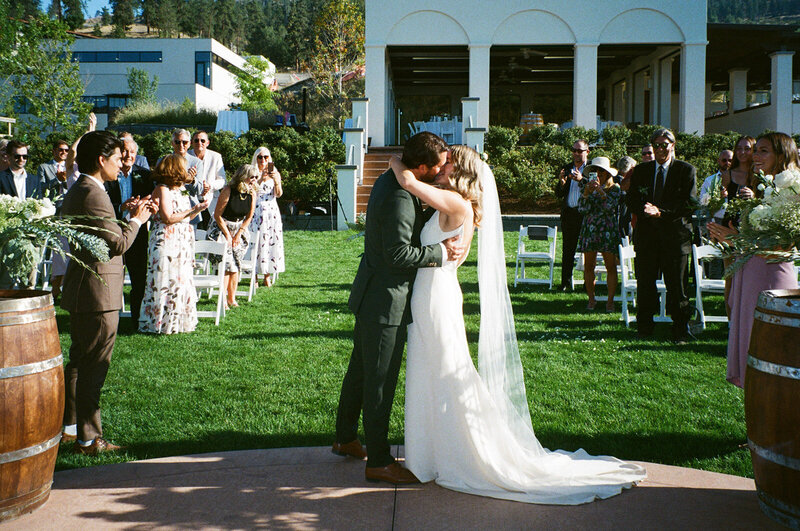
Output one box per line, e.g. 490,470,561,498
189,130,226,224
0,140,42,200
699,149,733,206
555,139,589,291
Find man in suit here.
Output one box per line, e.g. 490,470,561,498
555,139,590,291
189,130,226,227
37,139,70,203
104,137,155,327
626,128,697,343
60,131,157,455
0,140,42,199
333,132,462,484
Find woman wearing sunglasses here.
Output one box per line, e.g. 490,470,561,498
251,147,285,287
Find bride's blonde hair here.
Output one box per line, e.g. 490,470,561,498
448,145,483,226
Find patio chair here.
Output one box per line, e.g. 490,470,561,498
619,243,668,326
235,225,261,302
514,225,557,288
692,244,727,329
193,240,228,326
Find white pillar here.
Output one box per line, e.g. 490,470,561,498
679,42,707,134
659,56,673,127
464,128,486,153
461,97,479,142
469,44,491,130
573,43,598,129
365,45,386,147
343,128,364,184
351,98,369,144
770,51,795,133
728,68,748,113
625,72,634,124
634,70,647,123
336,165,358,231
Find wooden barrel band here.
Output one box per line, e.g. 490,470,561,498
749,438,800,471
757,493,800,530
754,309,800,328
758,290,800,314
0,307,55,327
0,434,61,465
747,355,800,380
0,354,62,380
0,292,51,313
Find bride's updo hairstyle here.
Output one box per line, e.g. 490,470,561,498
448,145,483,226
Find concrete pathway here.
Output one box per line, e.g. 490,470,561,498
3,446,780,530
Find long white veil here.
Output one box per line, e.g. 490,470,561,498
476,162,543,454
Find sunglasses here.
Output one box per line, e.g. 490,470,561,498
192,138,208,144
13,154,28,160
653,142,672,149
256,155,270,160
56,147,69,152
571,148,587,153
173,140,189,145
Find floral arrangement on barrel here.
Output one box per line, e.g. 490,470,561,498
712,166,800,274
0,195,110,287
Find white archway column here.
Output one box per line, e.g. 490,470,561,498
365,45,387,147
770,51,795,133
659,56,673,127
573,43,598,129
679,42,707,134
728,68,748,112
469,44,491,130
634,70,647,123
650,59,660,124
625,72,635,124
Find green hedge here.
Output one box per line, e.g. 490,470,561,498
134,126,345,205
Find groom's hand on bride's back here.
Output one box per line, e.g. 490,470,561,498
443,236,465,262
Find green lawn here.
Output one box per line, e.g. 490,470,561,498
55,229,749,478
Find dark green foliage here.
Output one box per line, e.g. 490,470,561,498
134,130,172,167
61,0,83,29
708,0,800,23
485,126,523,162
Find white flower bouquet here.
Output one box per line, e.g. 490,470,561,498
0,195,111,286
716,168,800,274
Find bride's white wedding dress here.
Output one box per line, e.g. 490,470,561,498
405,210,646,505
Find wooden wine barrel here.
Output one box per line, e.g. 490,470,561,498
746,288,800,530
0,290,64,522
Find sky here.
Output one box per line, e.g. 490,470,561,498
83,0,112,19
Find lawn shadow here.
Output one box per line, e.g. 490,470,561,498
232,329,353,341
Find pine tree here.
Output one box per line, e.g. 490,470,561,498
61,0,84,30
8,0,41,19
48,0,62,20
111,0,135,35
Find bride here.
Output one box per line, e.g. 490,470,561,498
389,146,646,505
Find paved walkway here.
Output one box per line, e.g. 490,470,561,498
4,446,780,530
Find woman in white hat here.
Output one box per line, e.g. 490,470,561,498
577,156,621,311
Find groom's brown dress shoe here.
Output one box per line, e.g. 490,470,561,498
73,437,123,456
332,439,367,459
365,463,420,484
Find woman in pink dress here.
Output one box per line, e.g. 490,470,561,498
708,132,799,388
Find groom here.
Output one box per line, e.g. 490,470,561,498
334,132,460,484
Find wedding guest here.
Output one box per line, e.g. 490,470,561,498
707,132,799,388
0,140,42,199
117,131,150,170
577,157,621,312
640,144,655,163
251,147,285,287
158,129,208,228
207,164,257,308
555,139,590,291
37,139,70,202
698,149,734,206
189,130,226,227
60,131,156,454
139,154,209,334
615,156,636,240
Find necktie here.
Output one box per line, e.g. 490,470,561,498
654,166,665,204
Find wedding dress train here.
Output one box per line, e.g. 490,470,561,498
405,210,646,505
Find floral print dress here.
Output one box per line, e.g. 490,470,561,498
577,183,622,254
253,178,285,276
139,187,198,334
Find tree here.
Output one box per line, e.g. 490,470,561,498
8,0,40,19
234,56,278,112
100,6,112,26
47,0,62,20
0,15,91,142
307,0,364,123
111,0,134,36
61,0,83,29
127,67,159,105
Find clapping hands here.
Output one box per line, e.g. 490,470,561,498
125,195,159,222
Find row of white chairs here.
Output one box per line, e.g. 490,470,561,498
513,224,729,328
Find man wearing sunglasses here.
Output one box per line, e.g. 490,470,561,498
0,140,42,200
555,139,590,291
37,140,70,204
626,128,697,343
188,130,226,225
158,129,208,227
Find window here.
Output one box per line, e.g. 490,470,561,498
196,52,211,88
72,51,163,63
108,95,129,109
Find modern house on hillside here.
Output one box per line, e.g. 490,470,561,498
71,38,275,130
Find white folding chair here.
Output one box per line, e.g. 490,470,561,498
692,244,727,329
235,226,261,302
195,228,207,241
193,240,227,326
514,225,557,288
619,243,668,326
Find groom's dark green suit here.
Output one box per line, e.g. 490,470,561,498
336,168,443,468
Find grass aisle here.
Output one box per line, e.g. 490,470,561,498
56,230,750,478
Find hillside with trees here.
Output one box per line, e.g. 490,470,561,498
708,0,800,24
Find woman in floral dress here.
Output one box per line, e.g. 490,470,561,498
139,154,209,334
251,147,285,286
577,157,622,312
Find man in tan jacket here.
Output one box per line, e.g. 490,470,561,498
60,131,157,455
